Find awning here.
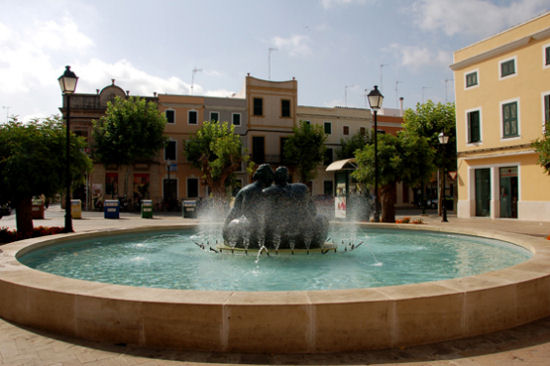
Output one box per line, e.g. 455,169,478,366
325,158,357,172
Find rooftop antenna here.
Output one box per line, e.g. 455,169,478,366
268,47,277,80
191,68,202,95
395,81,402,108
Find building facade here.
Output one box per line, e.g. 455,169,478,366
450,12,550,221
63,74,411,212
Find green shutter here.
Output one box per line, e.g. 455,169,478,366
545,95,550,125
468,111,480,143
466,72,477,87
501,59,515,77
502,102,518,137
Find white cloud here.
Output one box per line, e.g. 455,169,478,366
76,58,192,96
388,44,451,69
272,35,312,57
412,0,549,37
204,89,237,98
0,17,94,93
320,0,369,9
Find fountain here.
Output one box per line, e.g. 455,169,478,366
221,164,330,253
0,164,548,353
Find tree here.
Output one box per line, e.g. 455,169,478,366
402,101,456,213
284,121,327,182
0,117,92,237
336,131,370,160
184,121,249,200
352,132,434,222
92,96,167,197
533,122,550,174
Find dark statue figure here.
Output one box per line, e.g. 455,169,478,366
223,164,328,250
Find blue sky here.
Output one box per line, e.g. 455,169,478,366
0,0,548,122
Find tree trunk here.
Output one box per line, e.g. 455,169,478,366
15,196,33,238
380,183,396,223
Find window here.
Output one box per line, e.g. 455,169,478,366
467,110,481,143
165,140,176,161
210,112,219,122
232,113,241,126
465,71,478,88
281,99,291,117
324,148,333,165
343,126,349,135
544,45,550,67
165,110,175,123
188,110,198,125
502,101,518,138
360,127,366,135
252,136,265,163
324,122,332,134
500,58,516,78
253,98,263,116
187,178,199,198
545,94,550,127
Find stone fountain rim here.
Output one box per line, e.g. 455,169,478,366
1,222,546,305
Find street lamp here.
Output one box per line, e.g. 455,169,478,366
438,131,449,222
367,85,384,222
58,65,78,233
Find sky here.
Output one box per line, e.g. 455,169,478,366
1,0,549,122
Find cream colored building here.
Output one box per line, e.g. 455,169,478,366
450,12,550,221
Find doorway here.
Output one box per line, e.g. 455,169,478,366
499,166,518,218
475,168,490,217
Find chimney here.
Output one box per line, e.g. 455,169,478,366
399,97,404,116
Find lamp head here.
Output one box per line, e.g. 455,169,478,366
367,85,384,111
58,65,78,94
438,131,449,145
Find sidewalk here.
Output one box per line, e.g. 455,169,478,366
1,205,550,365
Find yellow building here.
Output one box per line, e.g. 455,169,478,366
450,12,550,221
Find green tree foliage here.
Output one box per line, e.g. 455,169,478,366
403,100,456,214
402,100,456,171
284,121,327,182
336,131,370,160
352,132,434,222
184,121,249,199
0,117,92,236
92,96,167,196
533,122,550,174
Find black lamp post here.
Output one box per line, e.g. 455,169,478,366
438,131,449,222
367,85,384,222
58,65,78,233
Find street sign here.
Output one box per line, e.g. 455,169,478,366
448,171,457,180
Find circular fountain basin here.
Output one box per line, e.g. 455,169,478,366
17,227,530,291
1,223,550,353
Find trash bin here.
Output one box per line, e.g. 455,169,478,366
71,199,82,219
182,200,197,218
31,198,44,219
104,199,120,219
141,199,153,219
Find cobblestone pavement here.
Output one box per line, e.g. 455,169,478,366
1,205,550,365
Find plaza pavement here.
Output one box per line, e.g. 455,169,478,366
1,205,550,365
